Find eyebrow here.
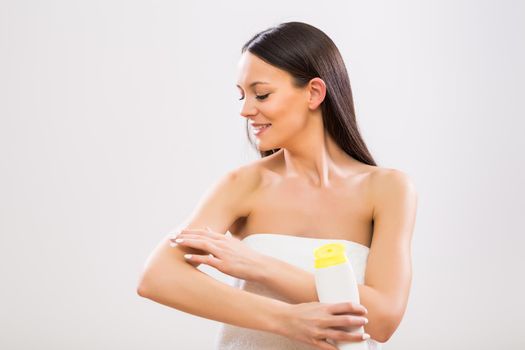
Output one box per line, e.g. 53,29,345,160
236,81,270,89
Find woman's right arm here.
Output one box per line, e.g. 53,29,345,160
137,233,290,333
137,235,368,350
137,166,287,332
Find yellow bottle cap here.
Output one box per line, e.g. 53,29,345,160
313,243,349,268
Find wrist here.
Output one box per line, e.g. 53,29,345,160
263,298,291,335
252,253,275,283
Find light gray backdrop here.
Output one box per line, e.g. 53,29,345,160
1,0,524,349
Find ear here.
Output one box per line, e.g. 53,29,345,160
307,77,327,110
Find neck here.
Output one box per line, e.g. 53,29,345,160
277,111,353,188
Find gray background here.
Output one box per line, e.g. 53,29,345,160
1,0,524,349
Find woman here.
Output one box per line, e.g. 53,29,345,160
137,21,418,350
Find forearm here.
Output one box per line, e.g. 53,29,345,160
258,255,392,342
138,239,289,334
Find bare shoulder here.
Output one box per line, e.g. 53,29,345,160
167,161,263,239
222,162,261,193
210,161,263,217
369,167,418,216
368,168,418,207
231,152,281,187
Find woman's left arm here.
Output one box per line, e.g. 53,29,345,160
255,169,419,343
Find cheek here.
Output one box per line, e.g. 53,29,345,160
266,93,306,122
262,97,287,117
281,97,309,129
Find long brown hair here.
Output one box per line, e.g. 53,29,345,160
241,21,377,166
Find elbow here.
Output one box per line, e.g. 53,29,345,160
374,327,393,343
137,282,149,298
136,270,157,298
373,309,404,343
136,265,183,299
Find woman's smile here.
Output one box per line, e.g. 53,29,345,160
250,123,272,136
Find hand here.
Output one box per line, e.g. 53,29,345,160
168,226,268,281
274,301,370,350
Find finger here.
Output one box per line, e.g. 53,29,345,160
185,253,221,268
183,256,202,268
320,315,368,329
184,252,216,260
327,301,368,315
173,236,226,256
172,238,218,255
321,328,370,344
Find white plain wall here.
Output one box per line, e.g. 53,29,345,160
1,1,524,349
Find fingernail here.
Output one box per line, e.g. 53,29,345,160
175,238,184,243
364,318,369,324
184,254,192,259
362,333,370,340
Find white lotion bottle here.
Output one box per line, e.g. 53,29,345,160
313,243,369,350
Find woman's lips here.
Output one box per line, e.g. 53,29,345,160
251,123,271,137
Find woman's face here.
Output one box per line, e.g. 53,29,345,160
236,52,310,151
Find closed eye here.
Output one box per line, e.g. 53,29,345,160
238,93,270,101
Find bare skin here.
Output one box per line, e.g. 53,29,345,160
230,150,375,247
138,51,418,349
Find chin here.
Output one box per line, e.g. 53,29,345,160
255,141,270,152
256,144,270,152
257,142,280,153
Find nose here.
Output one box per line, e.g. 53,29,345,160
239,98,257,119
